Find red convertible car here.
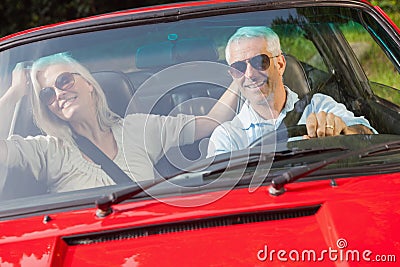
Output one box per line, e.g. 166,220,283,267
0,0,399,266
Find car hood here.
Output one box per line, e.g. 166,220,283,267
0,173,399,266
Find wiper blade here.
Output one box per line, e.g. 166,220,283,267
361,141,400,157
95,146,347,216
188,145,347,173
95,171,210,217
269,139,400,196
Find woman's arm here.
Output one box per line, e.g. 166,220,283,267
0,140,8,165
195,80,240,140
0,63,30,139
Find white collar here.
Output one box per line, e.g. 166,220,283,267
236,86,299,130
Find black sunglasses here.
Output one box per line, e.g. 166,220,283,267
229,54,279,78
39,72,79,106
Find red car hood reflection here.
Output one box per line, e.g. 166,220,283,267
0,173,399,266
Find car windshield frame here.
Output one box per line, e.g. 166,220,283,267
0,1,399,216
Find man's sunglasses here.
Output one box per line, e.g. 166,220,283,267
39,72,79,106
228,54,279,78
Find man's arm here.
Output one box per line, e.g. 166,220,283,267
195,81,240,140
344,124,373,135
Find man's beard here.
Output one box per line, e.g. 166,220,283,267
244,76,276,107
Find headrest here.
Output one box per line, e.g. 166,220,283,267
92,71,135,117
135,38,218,69
283,54,311,98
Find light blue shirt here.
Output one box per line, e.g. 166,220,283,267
207,87,377,156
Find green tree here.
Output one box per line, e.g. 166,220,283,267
371,0,400,12
0,0,182,38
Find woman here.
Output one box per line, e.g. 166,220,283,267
0,53,238,193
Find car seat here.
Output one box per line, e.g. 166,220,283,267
283,54,311,98
92,71,135,117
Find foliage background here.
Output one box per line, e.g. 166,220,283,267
371,0,400,26
371,0,399,12
0,0,182,38
1,0,398,38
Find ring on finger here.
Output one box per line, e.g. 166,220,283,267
325,125,334,130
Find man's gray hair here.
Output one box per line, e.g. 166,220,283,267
30,53,121,145
225,26,282,63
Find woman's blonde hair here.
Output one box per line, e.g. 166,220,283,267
30,53,121,144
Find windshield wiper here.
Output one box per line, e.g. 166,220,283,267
269,139,400,196
186,145,347,173
95,140,400,216
95,170,210,217
95,146,347,217
94,152,275,217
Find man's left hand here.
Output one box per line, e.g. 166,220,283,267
304,111,372,138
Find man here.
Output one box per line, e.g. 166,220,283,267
207,26,376,156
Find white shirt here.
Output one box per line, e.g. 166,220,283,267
208,87,376,157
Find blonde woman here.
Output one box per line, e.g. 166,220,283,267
0,53,238,192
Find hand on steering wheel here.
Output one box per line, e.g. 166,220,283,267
305,111,348,138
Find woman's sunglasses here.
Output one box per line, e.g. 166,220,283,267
228,54,279,78
39,72,79,106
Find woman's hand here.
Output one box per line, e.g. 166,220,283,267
9,62,31,101
0,62,32,139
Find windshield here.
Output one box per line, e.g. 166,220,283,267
0,5,399,214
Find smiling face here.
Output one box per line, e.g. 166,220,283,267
37,64,96,123
227,37,286,114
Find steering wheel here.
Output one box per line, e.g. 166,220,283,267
249,125,308,148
